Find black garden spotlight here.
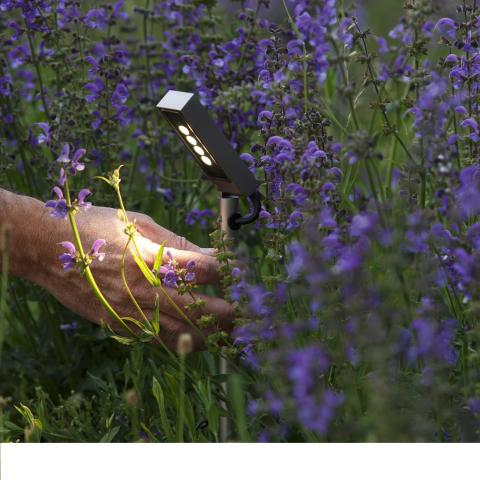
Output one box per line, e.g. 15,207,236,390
156,90,262,234
157,90,262,442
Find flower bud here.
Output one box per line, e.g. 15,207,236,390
124,388,139,407
177,333,193,356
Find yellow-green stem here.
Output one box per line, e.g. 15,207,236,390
64,180,128,331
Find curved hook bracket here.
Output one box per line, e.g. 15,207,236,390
228,190,262,231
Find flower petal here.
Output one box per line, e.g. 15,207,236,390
59,241,76,255
91,238,106,255
52,186,64,199
73,148,86,163
77,189,91,204
57,143,71,163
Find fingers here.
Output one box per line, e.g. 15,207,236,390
164,247,221,284
135,284,234,331
135,237,221,285
131,212,204,253
200,247,216,256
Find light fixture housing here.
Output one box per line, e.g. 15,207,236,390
157,90,258,196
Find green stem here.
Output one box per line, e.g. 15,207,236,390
64,180,129,332
114,185,199,328
281,0,308,113
353,20,415,164
25,26,51,119
177,353,186,442
121,237,148,324
365,159,385,227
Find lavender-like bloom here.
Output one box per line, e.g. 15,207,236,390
33,122,51,145
90,239,106,262
58,238,105,270
159,251,196,288
58,241,77,270
45,187,68,219
84,8,108,30
185,209,213,228
76,189,92,209
185,260,196,283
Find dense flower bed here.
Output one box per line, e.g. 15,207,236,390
1,0,480,442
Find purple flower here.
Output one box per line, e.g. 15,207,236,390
70,148,86,174
77,189,92,209
434,18,458,40
349,213,377,238
444,54,458,64
461,118,478,131
258,110,273,124
60,321,79,333
34,122,51,145
162,270,179,289
111,82,128,107
90,239,106,262
185,260,196,283
185,209,213,228
57,144,71,163
45,187,68,219
84,78,105,103
56,144,86,175
159,251,179,288
84,8,108,30
468,398,480,415
58,241,77,270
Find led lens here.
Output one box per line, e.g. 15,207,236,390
193,145,205,155
200,156,213,166
186,136,197,145
178,125,189,135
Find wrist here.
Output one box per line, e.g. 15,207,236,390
1,190,65,283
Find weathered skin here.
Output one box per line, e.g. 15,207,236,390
0,188,233,350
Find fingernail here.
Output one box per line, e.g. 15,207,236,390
200,247,216,256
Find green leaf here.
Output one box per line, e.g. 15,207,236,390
131,250,159,287
100,426,120,443
229,374,251,442
110,335,137,345
152,295,160,336
140,422,159,442
152,377,175,442
93,175,112,186
153,241,166,273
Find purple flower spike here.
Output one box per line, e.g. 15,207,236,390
90,239,106,261
58,241,76,270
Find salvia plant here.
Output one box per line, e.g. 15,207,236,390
1,0,480,442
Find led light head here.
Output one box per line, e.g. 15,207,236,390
157,90,258,196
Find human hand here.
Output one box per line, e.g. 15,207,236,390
4,190,233,350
